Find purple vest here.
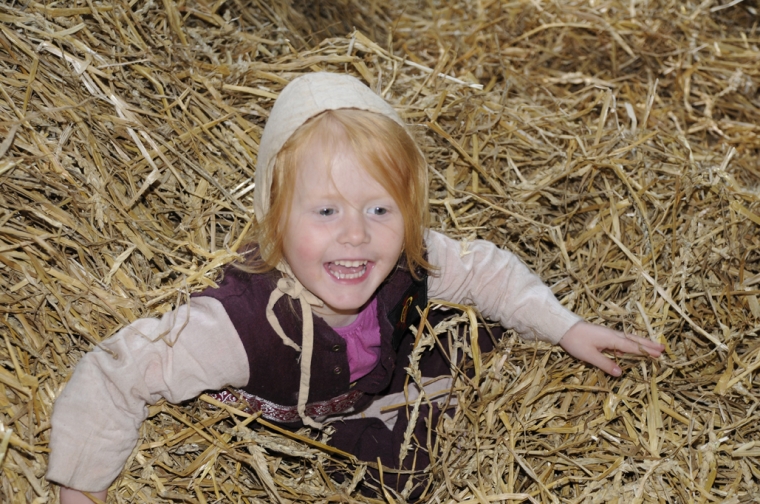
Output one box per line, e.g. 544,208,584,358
195,261,426,425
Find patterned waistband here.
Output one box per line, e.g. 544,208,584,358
208,387,364,424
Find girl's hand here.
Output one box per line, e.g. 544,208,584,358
558,321,665,376
60,487,108,504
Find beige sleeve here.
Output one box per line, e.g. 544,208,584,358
425,229,581,344
46,296,249,492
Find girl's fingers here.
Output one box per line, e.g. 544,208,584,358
583,350,622,377
616,333,665,356
558,322,665,376
586,328,659,356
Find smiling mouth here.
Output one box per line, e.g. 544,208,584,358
326,260,368,280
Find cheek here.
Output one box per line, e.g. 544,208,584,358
282,216,309,254
283,239,322,283
287,227,325,263
294,241,319,263
389,218,406,245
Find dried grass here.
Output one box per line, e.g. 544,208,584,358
1,0,759,502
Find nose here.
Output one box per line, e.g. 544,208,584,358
337,210,369,246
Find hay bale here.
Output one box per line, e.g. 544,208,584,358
0,0,758,502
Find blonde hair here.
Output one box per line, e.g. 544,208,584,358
240,108,432,278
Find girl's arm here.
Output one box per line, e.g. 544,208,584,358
60,488,108,504
425,230,580,343
48,296,250,496
425,230,663,371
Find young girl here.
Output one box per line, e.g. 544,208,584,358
49,72,664,503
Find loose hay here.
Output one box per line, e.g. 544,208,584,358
1,0,759,502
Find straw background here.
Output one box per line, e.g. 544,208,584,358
0,0,759,502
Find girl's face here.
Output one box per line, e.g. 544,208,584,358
281,144,405,327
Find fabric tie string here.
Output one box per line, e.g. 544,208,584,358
265,261,324,428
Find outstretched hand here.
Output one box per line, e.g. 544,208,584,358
558,321,665,376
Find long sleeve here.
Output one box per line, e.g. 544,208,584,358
47,296,250,492
425,229,581,344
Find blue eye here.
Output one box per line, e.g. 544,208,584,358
319,208,335,216
369,207,388,215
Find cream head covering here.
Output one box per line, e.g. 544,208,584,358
253,72,406,220
253,72,412,428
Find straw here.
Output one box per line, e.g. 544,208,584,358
1,0,758,502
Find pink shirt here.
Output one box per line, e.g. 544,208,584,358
333,298,381,382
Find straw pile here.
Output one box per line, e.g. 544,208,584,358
1,0,758,502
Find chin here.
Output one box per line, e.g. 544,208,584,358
324,295,371,313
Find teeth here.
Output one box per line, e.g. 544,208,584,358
333,260,367,267
328,261,368,280
333,270,364,280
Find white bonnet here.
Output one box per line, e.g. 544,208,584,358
253,72,406,220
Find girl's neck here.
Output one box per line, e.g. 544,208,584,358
313,295,378,327
313,307,359,328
